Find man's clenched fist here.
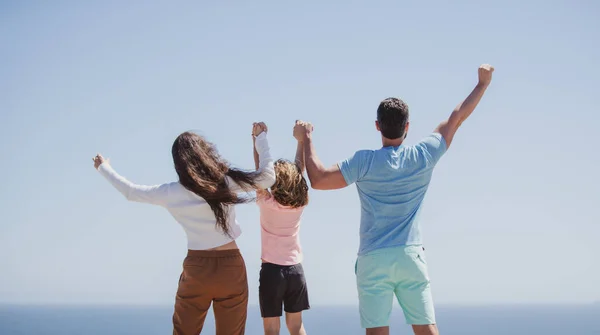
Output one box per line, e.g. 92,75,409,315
478,64,494,86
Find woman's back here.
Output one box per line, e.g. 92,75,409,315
96,131,275,250
165,183,242,249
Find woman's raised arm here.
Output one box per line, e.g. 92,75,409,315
93,154,171,206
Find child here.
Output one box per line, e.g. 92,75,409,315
252,121,310,335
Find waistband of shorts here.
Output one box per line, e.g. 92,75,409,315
359,244,424,257
261,261,301,269
186,248,242,258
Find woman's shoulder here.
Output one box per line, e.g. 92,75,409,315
168,182,205,200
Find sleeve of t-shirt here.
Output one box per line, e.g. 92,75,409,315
337,150,373,186
415,133,447,167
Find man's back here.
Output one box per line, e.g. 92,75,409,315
339,133,447,255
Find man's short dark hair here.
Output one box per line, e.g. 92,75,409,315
377,98,409,139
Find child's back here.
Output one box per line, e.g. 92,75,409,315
258,193,305,265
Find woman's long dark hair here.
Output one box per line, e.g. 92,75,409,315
172,131,260,237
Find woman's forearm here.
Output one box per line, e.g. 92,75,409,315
253,137,260,171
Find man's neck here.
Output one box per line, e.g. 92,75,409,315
381,137,404,148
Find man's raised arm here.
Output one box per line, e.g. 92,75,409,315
436,64,494,148
294,121,347,190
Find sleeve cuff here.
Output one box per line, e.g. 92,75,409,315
254,132,269,151
97,163,113,176
337,161,351,185
255,132,267,141
434,133,448,152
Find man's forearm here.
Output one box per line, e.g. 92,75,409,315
445,64,493,131
295,140,306,173
450,82,489,127
437,82,490,148
303,137,326,185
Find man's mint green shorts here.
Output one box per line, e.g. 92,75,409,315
355,245,436,328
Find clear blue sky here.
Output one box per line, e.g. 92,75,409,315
1,1,598,306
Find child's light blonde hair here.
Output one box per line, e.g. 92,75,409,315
271,159,309,208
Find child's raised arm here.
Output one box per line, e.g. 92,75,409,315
295,138,305,174
293,120,306,174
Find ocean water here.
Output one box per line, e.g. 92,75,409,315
0,304,598,334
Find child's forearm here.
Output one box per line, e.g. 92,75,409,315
295,140,305,173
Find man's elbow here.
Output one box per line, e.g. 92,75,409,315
310,179,325,190
307,173,324,190
309,173,335,190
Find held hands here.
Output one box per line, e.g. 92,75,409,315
92,153,108,170
478,64,494,87
252,122,268,138
293,120,313,142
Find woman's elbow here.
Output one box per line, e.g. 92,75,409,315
124,191,139,202
258,171,276,190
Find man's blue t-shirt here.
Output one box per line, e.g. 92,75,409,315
339,133,447,256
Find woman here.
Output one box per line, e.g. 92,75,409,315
92,122,275,335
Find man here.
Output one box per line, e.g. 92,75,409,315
294,64,494,335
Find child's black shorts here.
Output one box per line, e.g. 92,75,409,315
259,262,310,318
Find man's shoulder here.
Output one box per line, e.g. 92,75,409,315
341,149,376,163
355,148,376,156
414,133,447,151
